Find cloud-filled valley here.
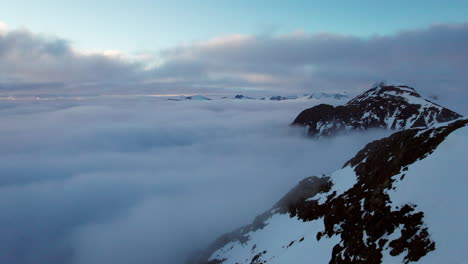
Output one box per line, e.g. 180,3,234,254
0,97,391,264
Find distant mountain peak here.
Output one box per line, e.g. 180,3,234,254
292,84,462,137
308,92,349,100
348,83,420,105
185,95,211,100
233,94,254,99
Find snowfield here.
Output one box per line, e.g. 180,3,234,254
209,214,340,264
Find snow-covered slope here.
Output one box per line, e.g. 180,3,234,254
292,83,462,137
192,118,467,264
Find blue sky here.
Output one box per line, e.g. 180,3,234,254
1,0,467,53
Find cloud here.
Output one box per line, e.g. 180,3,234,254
0,22,467,112
0,29,143,85
157,23,468,92
152,22,468,113
0,97,390,264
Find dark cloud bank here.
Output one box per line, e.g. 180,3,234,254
0,97,390,264
0,22,467,112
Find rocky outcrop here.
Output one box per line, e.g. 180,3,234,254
292,83,462,137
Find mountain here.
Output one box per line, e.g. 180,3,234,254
292,83,462,137
167,95,212,101
167,93,350,102
234,95,255,100
270,96,298,101
191,118,467,264
308,92,349,100
185,95,212,100
268,93,348,101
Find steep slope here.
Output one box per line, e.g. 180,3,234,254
292,83,461,137
192,118,467,264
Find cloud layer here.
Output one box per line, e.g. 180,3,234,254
0,22,467,112
0,97,389,264
154,23,468,112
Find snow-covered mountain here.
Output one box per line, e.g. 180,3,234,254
269,95,299,101
167,93,349,102
233,95,255,100
292,83,461,137
168,95,212,101
185,95,212,100
235,93,348,101
191,118,467,264
308,92,349,100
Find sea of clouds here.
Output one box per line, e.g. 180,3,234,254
0,97,390,264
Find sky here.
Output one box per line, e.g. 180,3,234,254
1,0,467,52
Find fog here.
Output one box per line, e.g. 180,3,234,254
0,97,390,263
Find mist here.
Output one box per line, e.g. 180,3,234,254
0,97,390,264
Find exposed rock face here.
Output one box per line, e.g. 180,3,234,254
292,83,462,137
191,118,467,264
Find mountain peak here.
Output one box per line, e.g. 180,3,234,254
292,84,462,137
347,83,420,105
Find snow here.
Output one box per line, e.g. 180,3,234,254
209,214,340,264
386,126,468,263
381,228,406,263
328,165,357,197
385,111,397,129
307,164,358,204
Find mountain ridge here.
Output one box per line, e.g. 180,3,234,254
191,117,467,264
292,83,461,137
